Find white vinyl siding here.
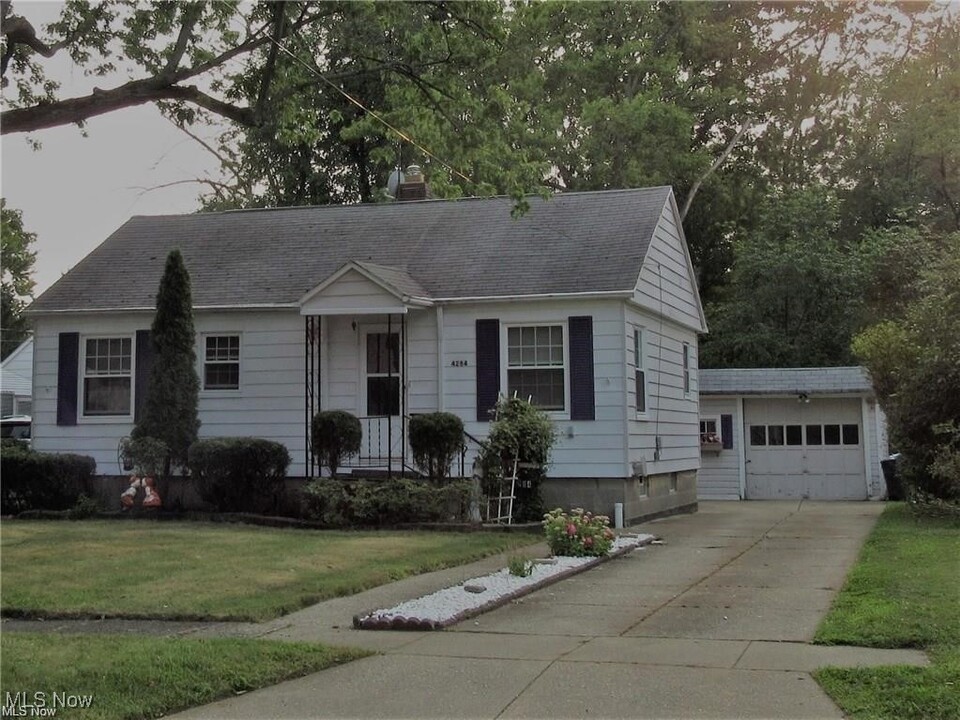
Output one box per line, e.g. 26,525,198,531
300,269,408,314
443,299,627,479
697,397,741,500
625,305,701,476
634,199,705,333
32,311,311,476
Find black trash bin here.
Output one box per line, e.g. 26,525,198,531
880,453,903,501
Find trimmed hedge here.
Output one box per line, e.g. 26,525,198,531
311,410,362,477
408,412,464,481
187,438,291,513
0,445,96,514
302,478,474,527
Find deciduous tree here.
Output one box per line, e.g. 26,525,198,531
0,199,36,359
853,233,960,500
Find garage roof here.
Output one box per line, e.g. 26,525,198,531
699,367,874,396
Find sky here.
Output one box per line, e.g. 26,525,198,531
2,2,222,296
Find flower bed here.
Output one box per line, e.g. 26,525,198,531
353,533,655,631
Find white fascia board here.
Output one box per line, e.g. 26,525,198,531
431,290,633,304
26,304,300,316
299,306,410,316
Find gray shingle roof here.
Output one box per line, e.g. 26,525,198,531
699,367,875,396
29,187,673,313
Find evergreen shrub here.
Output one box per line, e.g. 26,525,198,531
408,412,464,481
311,410,362,477
188,437,290,513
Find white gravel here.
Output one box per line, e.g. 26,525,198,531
355,534,655,629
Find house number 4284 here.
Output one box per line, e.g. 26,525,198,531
450,360,468,367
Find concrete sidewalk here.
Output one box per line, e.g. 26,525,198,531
168,500,927,719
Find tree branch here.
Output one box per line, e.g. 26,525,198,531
160,4,202,78
1,79,254,134
680,121,750,221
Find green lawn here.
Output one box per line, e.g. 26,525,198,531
0,633,370,720
814,504,960,720
0,520,539,621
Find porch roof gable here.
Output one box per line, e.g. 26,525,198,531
299,261,432,315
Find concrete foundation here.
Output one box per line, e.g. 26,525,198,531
542,470,698,524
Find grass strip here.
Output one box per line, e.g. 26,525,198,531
813,503,960,720
1,520,539,621
0,632,371,720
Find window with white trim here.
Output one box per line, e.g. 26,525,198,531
632,328,647,414
700,418,720,444
506,325,565,410
682,343,691,394
82,337,133,416
204,335,240,390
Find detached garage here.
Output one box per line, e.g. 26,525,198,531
698,368,888,501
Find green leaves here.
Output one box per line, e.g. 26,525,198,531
0,199,36,360
854,233,960,499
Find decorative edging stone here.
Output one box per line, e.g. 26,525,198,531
353,534,656,631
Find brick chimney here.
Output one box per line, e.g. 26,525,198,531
395,165,430,201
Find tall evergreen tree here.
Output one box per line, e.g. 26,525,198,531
132,249,200,472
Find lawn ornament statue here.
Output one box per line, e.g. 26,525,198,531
120,475,162,509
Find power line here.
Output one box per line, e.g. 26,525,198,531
267,35,475,186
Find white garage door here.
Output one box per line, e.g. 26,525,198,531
744,398,866,500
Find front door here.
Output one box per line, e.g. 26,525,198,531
359,329,403,463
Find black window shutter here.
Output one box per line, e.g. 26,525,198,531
56,332,79,426
135,330,154,423
475,319,500,421
721,414,734,449
568,316,595,421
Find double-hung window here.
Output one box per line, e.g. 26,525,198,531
633,328,647,414
83,337,133,416
506,325,565,411
204,335,240,390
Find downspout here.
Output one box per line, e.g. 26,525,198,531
402,312,408,471
436,305,445,412
861,396,873,499
737,396,747,499
388,313,393,479
620,302,630,479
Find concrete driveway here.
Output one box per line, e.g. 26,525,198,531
173,500,924,719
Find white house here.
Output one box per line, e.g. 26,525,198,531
26,185,707,522
1,337,33,417
698,367,888,501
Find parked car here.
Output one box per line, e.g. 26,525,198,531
0,415,31,446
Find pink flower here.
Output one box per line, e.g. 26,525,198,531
566,523,577,536
603,529,614,539
584,536,594,547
